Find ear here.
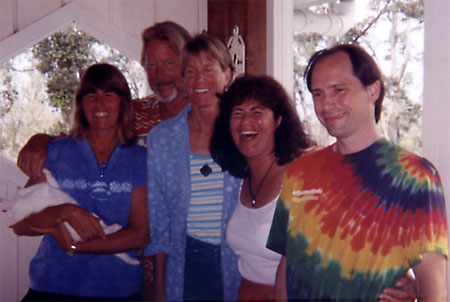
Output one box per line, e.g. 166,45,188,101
276,116,282,127
224,67,232,87
366,80,381,104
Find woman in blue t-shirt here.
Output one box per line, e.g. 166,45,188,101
12,63,149,301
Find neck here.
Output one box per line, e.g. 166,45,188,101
87,130,119,164
247,154,277,179
159,94,190,119
189,104,219,137
188,105,220,156
334,126,381,154
247,156,282,207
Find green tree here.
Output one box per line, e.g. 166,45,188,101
32,26,97,122
32,26,145,126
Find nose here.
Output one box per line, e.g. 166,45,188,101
155,65,166,80
321,92,337,110
240,112,253,124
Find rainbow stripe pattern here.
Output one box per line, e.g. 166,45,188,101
267,139,448,301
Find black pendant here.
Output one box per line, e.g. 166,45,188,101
200,164,212,177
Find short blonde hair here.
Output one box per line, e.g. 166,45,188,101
182,32,234,77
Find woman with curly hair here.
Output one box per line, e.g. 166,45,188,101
210,74,310,301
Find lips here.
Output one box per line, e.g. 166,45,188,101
240,130,259,139
194,88,209,93
156,82,174,94
323,111,345,123
94,112,108,117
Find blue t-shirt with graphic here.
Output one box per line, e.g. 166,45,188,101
28,137,146,298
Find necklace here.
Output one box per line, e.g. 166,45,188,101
248,158,276,207
98,161,108,178
200,163,212,177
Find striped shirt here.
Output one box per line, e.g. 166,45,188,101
187,151,224,245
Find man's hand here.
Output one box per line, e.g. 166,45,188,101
378,271,416,302
17,133,53,179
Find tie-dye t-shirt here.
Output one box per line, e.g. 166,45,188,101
267,138,448,301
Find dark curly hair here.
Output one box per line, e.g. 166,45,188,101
210,74,310,179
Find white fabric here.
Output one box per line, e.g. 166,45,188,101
226,192,282,285
0,169,139,265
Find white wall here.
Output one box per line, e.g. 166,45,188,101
266,0,294,94
0,0,208,63
423,0,450,296
0,155,41,302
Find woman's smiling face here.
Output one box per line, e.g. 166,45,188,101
184,52,231,109
82,89,121,132
230,98,281,162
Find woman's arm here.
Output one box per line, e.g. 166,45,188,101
275,256,287,301
72,185,149,254
153,252,168,302
11,202,105,252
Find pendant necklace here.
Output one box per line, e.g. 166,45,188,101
248,158,276,207
200,162,213,177
98,161,108,178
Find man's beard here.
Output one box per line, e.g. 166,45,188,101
154,86,182,104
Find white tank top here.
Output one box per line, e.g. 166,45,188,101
226,191,282,285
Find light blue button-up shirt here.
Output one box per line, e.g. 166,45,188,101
144,104,241,301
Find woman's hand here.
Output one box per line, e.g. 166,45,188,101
59,204,105,241
30,220,74,252
378,272,416,302
11,203,102,241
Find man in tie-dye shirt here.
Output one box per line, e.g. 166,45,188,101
267,44,448,301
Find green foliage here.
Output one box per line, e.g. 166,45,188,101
32,27,97,118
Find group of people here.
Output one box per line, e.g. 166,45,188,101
12,19,447,302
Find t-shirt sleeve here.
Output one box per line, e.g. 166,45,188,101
402,158,448,266
267,182,291,256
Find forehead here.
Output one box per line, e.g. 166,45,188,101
233,98,262,108
146,40,178,59
311,52,355,87
232,98,273,114
187,51,219,66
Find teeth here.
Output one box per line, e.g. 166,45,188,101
195,88,209,93
241,130,258,137
94,112,108,117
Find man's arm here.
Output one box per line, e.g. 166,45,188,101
17,133,55,179
275,256,287,301
413,252,447,302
